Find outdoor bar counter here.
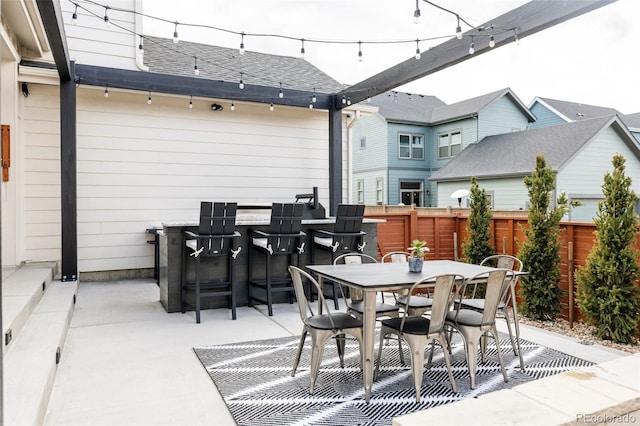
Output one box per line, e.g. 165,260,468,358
159,212,381,313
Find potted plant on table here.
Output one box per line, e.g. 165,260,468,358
407,239,429,272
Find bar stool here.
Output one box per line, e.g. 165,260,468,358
248,203,306,316
310,204,366,308
181,201,241,323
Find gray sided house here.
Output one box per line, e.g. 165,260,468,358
529,97,640,142
429,115,640,222
351,88,534,206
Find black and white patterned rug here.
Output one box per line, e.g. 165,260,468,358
194,331,592,426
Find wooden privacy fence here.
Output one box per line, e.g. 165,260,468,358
366,205,617,325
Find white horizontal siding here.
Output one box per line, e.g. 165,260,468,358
436,178,528,209
21,84,347,272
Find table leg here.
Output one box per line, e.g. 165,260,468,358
317,276,324,314
362,290,376,403
510,282,525,370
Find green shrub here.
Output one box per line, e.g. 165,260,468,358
462,176,494,265
576,154,640,344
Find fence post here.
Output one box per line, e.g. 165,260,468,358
568,241,574,328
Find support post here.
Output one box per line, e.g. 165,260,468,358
61,61,78,281
328,105,342,216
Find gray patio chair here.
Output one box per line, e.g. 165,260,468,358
446,268,511,389
375,273,463,402
457,254,525,371
381,251,434,316
288,265,364,394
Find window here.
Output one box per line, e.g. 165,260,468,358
357,180,364,204
360,136,366,149
398,133,424,159
376,178,383,204
438,130,462,159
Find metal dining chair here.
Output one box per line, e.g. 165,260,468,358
446,268,512,389
375,273,463,402
381,251,433,316
288,265,364,394
457,254,525,370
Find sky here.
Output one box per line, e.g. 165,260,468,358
140,0,639,114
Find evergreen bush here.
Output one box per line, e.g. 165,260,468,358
462,176,494,264
576,154,640,344
518,155,576,320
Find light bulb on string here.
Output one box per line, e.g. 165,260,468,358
455,16,462,39
358,41,363,62
309,97,314,109
104,86,109,98
193,57,199,76
278,82,284,98
341,95,347,105
173,22,179,44
104,6,110,27
468,38,475,55
189,96,193,109
415,39,421,60
300,39,305,58
239,33,245,55
489,34,495,48
230,101,235,111
512,28,520,45
270,103,274,111
72,3,78,24
147,92,152,105
413,0,421,24
312,88,316,104
238,72,244,89
347,97,351,106
138,35,144,53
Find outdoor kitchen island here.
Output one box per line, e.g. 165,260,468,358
158,208,381,314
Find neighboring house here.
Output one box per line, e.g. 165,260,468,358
429,115,640,222
529,97,640,142
351,88,535,206
2,0,352,275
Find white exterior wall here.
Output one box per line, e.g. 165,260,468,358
61,0,140,71
22,83,346,272
436,178,529,209
558,126,640,221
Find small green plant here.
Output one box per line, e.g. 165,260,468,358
408,239,429,258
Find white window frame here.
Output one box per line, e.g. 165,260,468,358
438,130,462,159
376,177,384,205
357,179,364,204
398,133,424,160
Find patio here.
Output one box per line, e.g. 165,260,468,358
40,277,637,426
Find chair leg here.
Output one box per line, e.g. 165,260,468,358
332,283,340,310
292,329,308,377
436,334,457,393
229,255,237,320
266,255,273,316
491,325,509,384
335,333,346,368
507,307,525,371
406,336,427,403
194,256,201,324
375,327,388,379
309,331,331,394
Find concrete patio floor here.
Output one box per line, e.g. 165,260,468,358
42,278,634,426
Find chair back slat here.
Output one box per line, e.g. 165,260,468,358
196,202,238,256
480,255,523,305
333,204,365,234
428,274,463,334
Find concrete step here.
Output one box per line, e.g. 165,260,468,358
3,262,58,354
3,263,77,426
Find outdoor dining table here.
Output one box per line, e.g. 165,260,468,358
306,259,510,403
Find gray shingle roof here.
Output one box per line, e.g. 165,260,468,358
623,113,640,129
366,91,446,123
428,88,535,124
142,36,344,93
429,115,627,181
536,97,620,121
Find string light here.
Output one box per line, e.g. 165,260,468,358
489,34,495,48
468,36,475,54
512,28,520,45
230,101,235,111
456,16,462,39
413,0,421,24
239,33,245,55
72,3,78,24
189,95,193,108
347,97,352,106
300,39,305,58
147,91,152,104
104,85,109,97
269,102,274,111
278,82,284,98
138,35,144,53
415,39,421,60
309,97,314,109
341,95,347,105
238,72,244,89
358,41,363,62
311,88,316,103
193,57,199,75
173,22,179,44
103,6,110,26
